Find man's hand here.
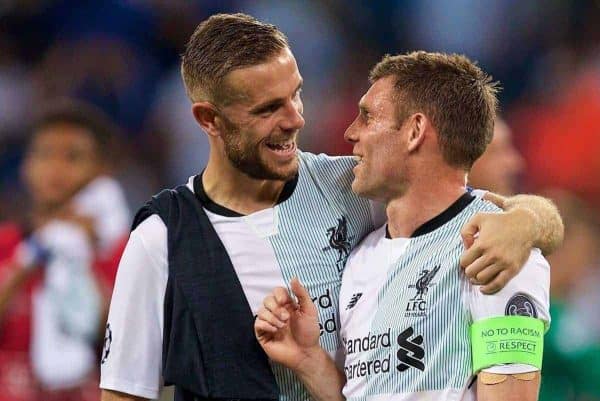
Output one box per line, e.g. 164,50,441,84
255,279,346,401
255,278,321,371
460,209,536,294
460,191,564,295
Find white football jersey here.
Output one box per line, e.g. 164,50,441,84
100,152,379,400
339,194,550,401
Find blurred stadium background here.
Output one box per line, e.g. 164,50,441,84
0,1,599,400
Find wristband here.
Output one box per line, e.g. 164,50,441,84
14,237,51,270
470,316,545,373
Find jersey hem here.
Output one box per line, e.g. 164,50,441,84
100,377,160,399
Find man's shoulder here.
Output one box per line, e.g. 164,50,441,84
469,248,550,324
130,214,167,253
298,151,355,172
131,179,195,231
470,195,503,214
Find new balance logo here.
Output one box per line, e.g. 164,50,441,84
346,293,363,310
396,327,425,371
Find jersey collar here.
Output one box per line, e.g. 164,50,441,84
193,172,299,217
385,192,476,239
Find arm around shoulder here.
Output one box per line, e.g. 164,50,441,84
484,192,564,255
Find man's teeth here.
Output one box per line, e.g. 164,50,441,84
267,142,294,150
354,156,363,163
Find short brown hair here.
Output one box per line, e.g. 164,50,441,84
370,51,499,169
30,99,117,159
181,13,289,105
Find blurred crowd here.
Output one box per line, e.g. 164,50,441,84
0,1,599,400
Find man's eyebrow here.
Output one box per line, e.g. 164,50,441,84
249,80,303,114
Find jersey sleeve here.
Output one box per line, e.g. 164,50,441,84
100,215,168,399
466,248,550,374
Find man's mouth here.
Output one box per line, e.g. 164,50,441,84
265,140,296,154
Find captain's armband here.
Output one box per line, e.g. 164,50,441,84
470,316,545,373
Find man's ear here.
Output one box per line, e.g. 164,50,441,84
192,102,221,138
407,113,427,152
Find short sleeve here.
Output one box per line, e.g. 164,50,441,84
467,248,550,374
99,215,168,399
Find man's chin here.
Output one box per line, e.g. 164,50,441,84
263,154,299,181
351,180,368,197
241,159,298,181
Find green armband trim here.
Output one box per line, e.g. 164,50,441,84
470,316,545,373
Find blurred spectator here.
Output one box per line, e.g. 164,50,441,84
539,189,600,401
0,100,130,401
468,117,525,195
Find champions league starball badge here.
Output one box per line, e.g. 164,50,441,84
505,293,538,318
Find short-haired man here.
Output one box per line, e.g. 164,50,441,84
255,52,550,401
0,100,130,401
100,14,562,401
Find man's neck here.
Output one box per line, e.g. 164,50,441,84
386,174,467,239
202,157,288,215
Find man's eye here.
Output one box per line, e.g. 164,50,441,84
260,104,279,115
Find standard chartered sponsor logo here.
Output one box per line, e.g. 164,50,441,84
344,329,393,379
345,328,392,354
343,327,426,379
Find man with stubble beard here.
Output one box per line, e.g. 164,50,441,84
100,13,563,401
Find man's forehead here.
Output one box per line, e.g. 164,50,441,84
360,77,396,112
223,49,301,105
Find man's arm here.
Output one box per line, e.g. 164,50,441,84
478,371,540,401
100,216,167,400
255,279,345,401
468,248,549,401
0,263,33,322
460,192,563,294
101,389,147,401
0,236,50,322
485,192,563,255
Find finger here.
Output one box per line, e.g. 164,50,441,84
463,253,491,279
273,287,293,305
482,192,506,209
460,214,482,250
460,242,484,270
290,277,312,310
257,307,287,328
255,319,279,336
480,270,512,295
263,296,290,320
474,263,505,285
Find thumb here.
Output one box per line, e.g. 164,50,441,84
482,191,506,209
461,213,481,249
290,277,313,311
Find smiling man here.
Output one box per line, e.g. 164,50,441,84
255,52,550,401
100,14,562,401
